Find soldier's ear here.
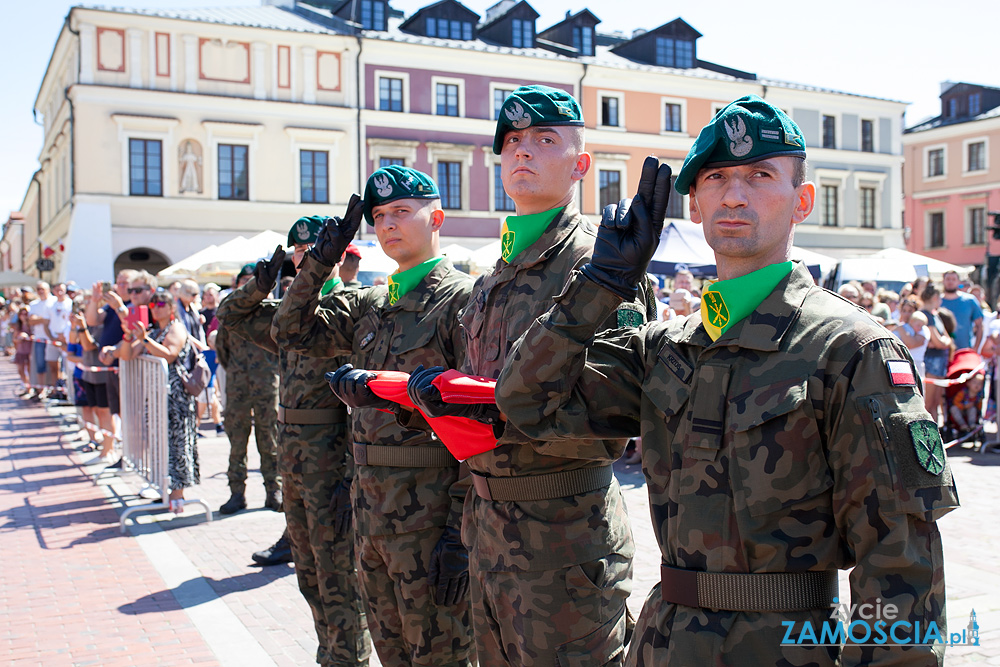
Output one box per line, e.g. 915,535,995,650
430,206,445,231
792,182,815,226
572,152,592,182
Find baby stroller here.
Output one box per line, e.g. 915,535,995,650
941,348,986,448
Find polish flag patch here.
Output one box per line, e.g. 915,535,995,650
887,360,917,386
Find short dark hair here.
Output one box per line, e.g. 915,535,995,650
792,158,807,188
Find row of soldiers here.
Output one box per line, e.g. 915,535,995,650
216,86,957,666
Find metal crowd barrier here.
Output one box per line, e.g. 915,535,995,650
118,356,212,532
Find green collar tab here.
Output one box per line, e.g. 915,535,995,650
387,256,443,305
501,207,563,263
320,276,342,296
701,261,793,341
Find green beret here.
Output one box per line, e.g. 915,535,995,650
675,95,806,194
236,263,255,281
492,84,584,154
288,215,329,246
363,166,439,224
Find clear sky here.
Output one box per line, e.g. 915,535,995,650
2,0,996,217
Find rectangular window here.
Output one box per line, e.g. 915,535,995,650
599,170,620,209
218,144,249,200
859,187,876,228
601,96,619,127
378,76,403,112
665,175,683,219
655,37,673,67
674,39,693,68
929,212,945,248
970,208,986,245
664,103,682,132
493,88,514,119
379,157,405,167
436,83,459,116
822,115,836,149
821,185,838,226
511,18,533,48
928,148,944,177
426,17,435,36
300,150,328,204
861,119,874,152
437,161,461,209
129,138,162,196
572,26,593,56
494,164,515,212
968,141,985,171
360,0,385,30
970,93,981,116
948,98,958,117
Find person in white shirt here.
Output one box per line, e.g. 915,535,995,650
27,281,57,392
889,297,929,379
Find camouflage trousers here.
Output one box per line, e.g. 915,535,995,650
224,377,279,493
356,528,475,666
284,468,372,666
625,586,842,666
471,553,632,666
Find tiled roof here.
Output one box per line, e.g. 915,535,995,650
78,4,342,34
906,105,1000,133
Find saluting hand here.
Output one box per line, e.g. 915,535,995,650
581,155,672,299
311,194,364,266
253,245,287,293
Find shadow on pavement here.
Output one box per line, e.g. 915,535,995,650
118,567,295,615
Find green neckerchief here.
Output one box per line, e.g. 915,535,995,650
320,276,342,296
701,261,793,341
388,256,443,305
501,207,564,263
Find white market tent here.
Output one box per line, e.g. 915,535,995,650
440,243,475,264
469,240,501,269
157,230,287,284
158,243,224,279
867,247,974,278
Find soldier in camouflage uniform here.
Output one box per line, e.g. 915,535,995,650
272,167,475,666
406,86,659,666
216,263,280,515
216,217,370,667
497,96,959,666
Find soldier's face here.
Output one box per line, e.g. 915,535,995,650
499,126,590,214
690,157,814,279
292,244,310,272
373,198,442,268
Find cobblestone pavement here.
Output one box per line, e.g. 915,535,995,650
0,359,997,665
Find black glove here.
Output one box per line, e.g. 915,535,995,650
310,194,364,266
581,156,672,299
428,526,469,607
253,245,287,293
325,364,398,413
329,478,353,537
407,365,502,424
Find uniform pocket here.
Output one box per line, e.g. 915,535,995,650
555,604,627,667
642,342,691,419
730,377,832,517
355,310,390,368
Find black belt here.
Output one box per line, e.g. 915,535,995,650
471,464,614,502
660,565,837,612
352,442,458,468
277,406,346,425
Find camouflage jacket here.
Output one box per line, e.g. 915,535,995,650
216,277,351,475
272,253,473,537
215,317,279,384
497,262,959,665
459,203,654,572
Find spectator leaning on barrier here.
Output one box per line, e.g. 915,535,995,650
117,287,200,514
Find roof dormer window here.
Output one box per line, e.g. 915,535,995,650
427,17,474,40
655,36,693,68
511,18,534,48
572,25,593,56
360,0,386,31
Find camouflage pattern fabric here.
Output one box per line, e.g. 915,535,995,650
496,262,959,666
357,529,473,666
217,281,371,666
456,204,654,665
215,323,280,494
272,253,474,665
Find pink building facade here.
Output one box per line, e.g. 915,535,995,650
903,83,1000,270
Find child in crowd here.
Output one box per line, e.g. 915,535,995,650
950,372,985,435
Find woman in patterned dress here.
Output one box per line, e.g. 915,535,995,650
118,287,199,512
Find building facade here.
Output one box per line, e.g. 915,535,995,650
2,0,907,285
903,82,1000,275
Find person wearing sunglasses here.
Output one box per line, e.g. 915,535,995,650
117,287,200,514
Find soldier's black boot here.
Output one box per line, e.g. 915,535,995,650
263,487,282,512
251,530,293,566
219,492,247,515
